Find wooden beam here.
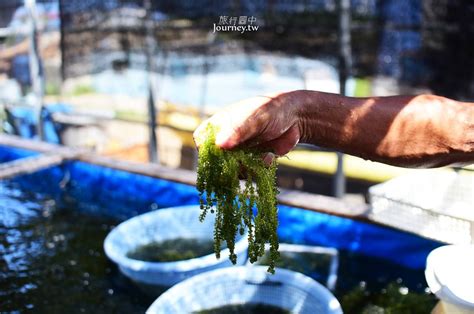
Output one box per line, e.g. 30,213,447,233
79,153,197,186
0,134,61,153
0,147,84,180
278,188,369,219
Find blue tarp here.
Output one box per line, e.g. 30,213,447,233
7,104,71,143
0,145,442,270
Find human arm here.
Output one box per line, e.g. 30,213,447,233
193,90,474,168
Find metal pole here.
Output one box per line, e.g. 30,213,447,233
25,0,44,140
199,56,209,119
58,0,66,84
190,55,210,170
334,152,345,197
144,0,158,163
334,0,352,198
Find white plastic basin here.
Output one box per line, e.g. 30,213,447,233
425,244,474,313
147,266,343,314
104,205,248,287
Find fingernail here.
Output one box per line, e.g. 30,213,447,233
263,153,275,166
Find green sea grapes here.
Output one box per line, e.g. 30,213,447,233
197,124,280,273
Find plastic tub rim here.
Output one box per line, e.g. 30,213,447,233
425,244,474,310
146,265,343,314
103,205,249,273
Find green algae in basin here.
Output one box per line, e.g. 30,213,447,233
126,238,216,262
194,304,290,314
196,124,280,273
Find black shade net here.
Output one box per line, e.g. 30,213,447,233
8,0,473,100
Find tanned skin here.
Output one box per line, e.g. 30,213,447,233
194,90,474,168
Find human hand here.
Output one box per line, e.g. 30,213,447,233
193,92,302,161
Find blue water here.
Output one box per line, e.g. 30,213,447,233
0,181,154,313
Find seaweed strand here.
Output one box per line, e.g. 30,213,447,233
197,124,280,273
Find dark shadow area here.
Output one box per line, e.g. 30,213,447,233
422,0,474,100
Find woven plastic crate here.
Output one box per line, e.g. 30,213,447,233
104,205,248,287
146,266,343,314
369,169,474,244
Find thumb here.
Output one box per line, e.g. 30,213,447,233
261,124,300,156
